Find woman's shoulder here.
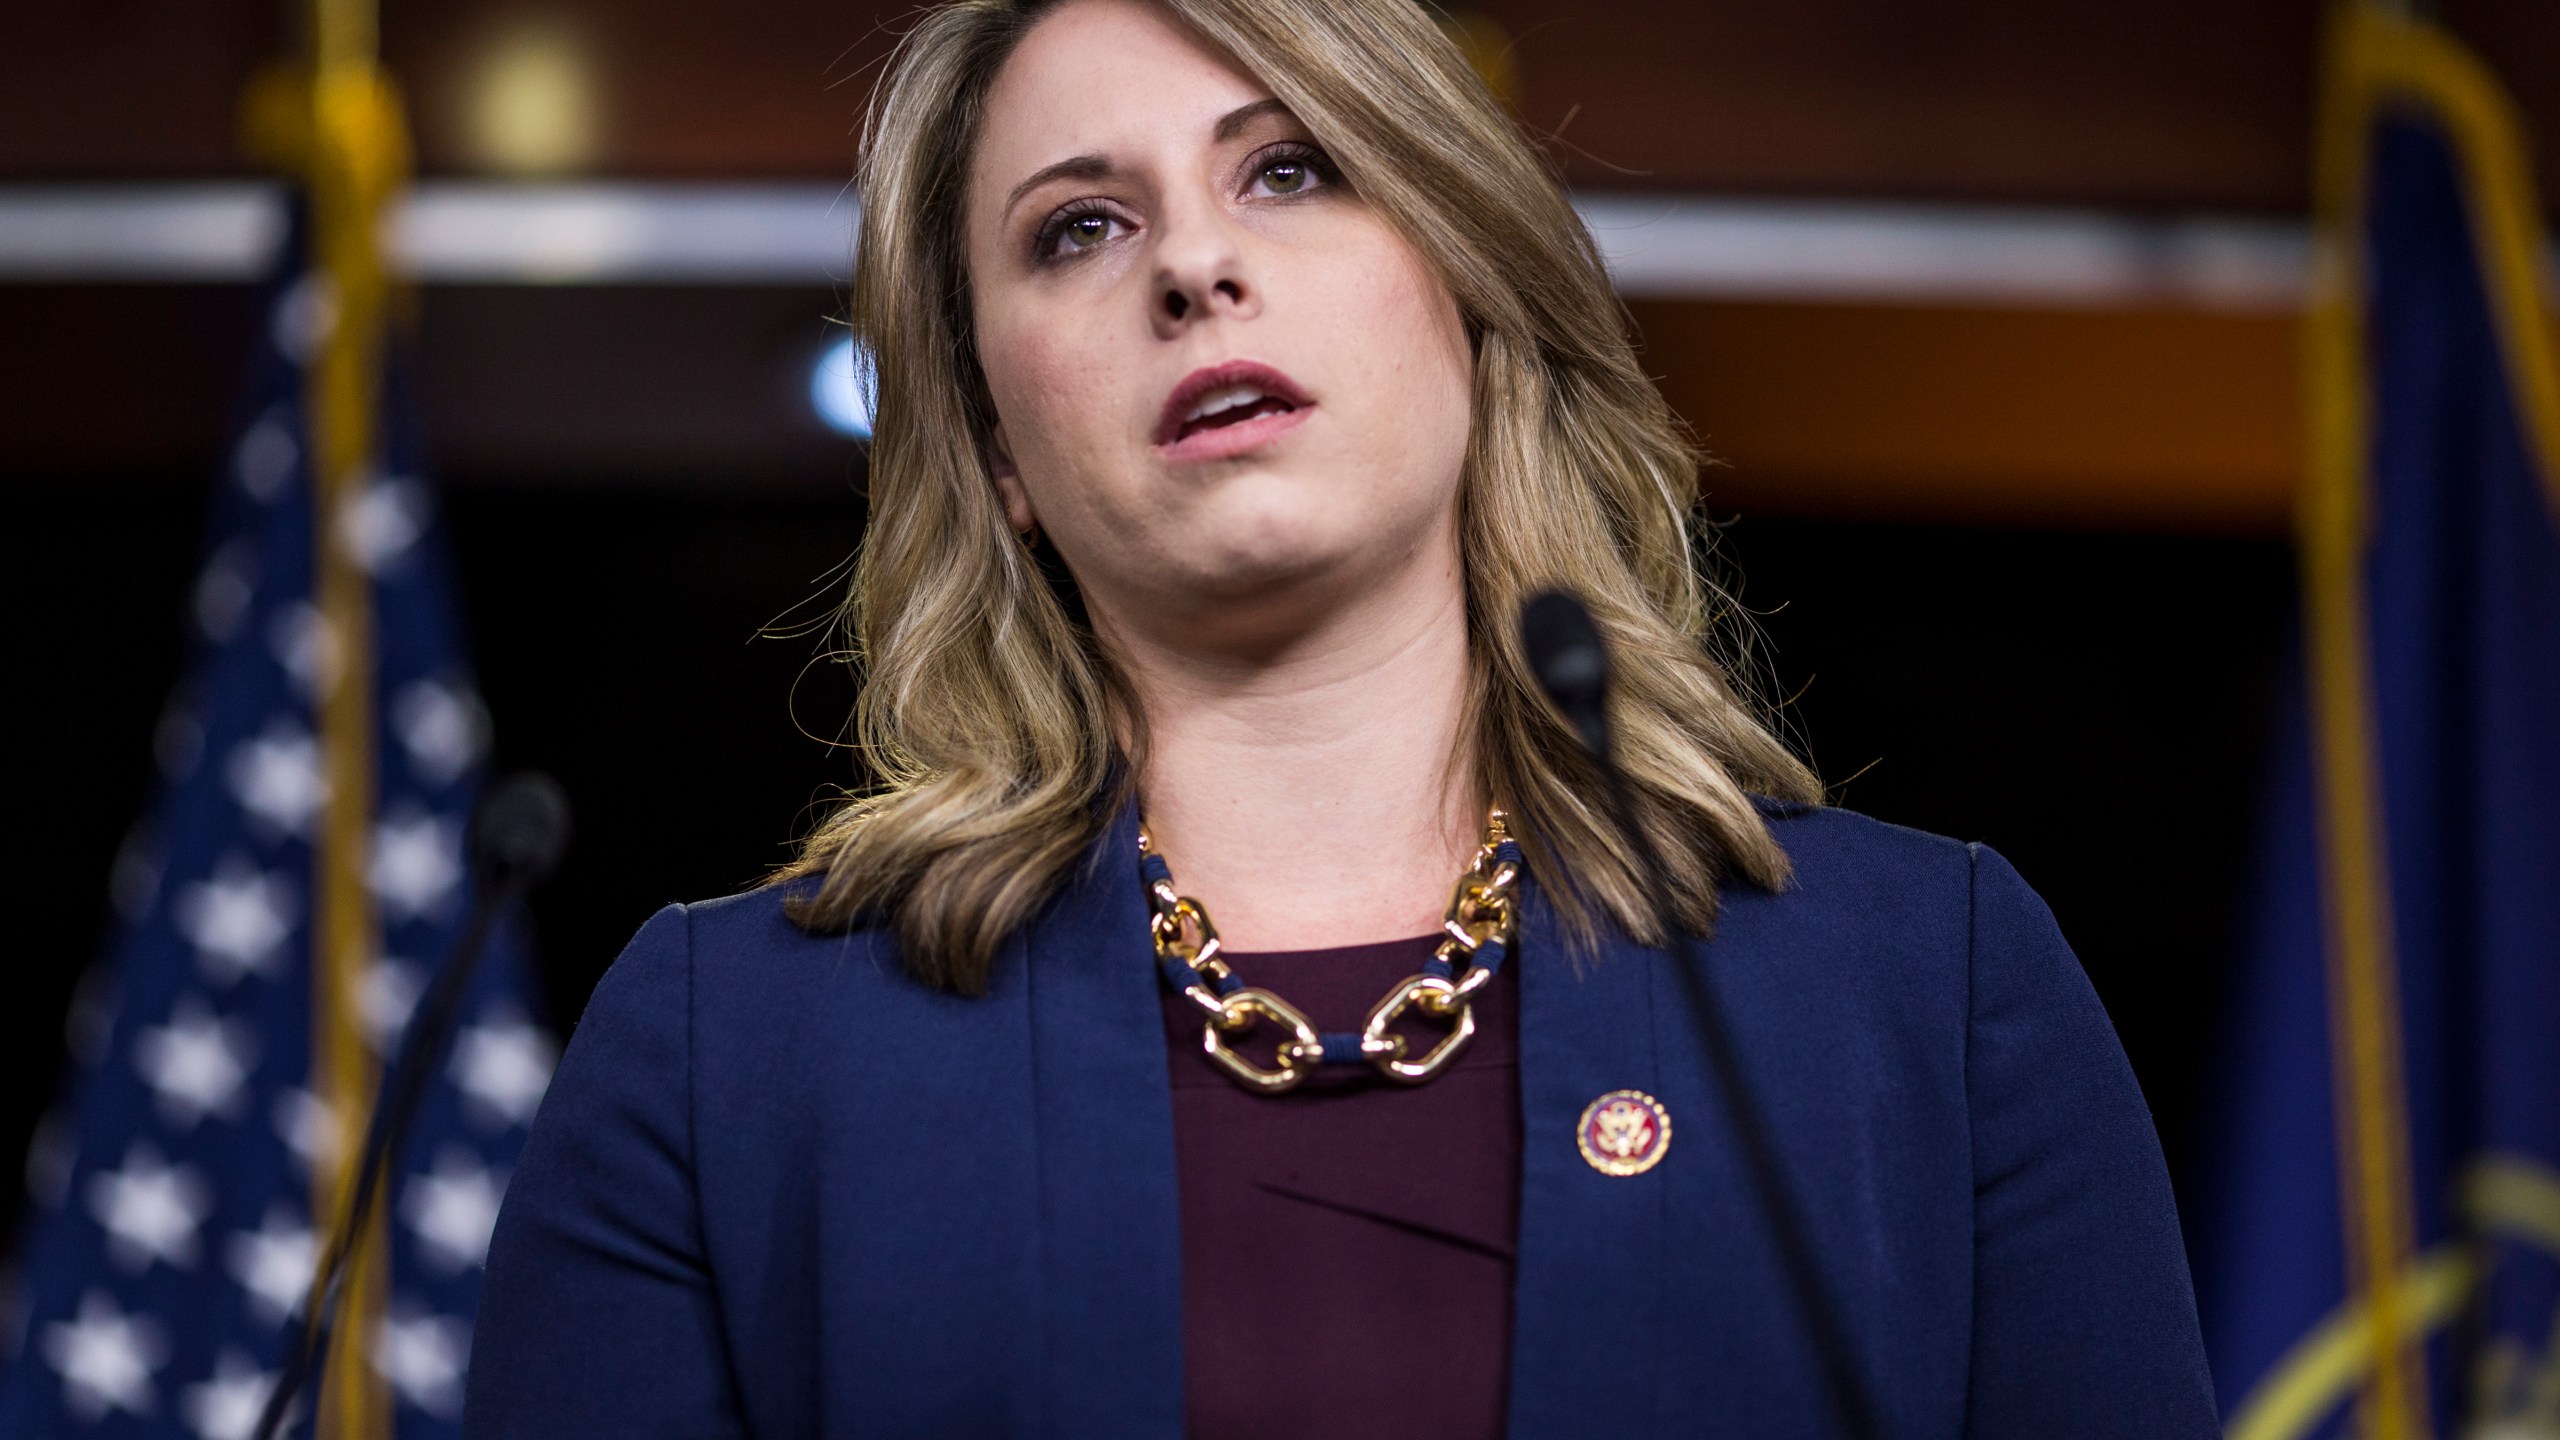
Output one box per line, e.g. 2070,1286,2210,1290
578,881,912,1037
1749,793,1969,874
655,880,884,957
1748,796,2058,926
1731,797,2081,1015
1746,796,1978,925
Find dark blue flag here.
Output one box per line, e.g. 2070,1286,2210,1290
0,200,551,1438
2193,8,2560,1440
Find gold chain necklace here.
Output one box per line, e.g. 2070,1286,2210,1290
1139,810,1524,1094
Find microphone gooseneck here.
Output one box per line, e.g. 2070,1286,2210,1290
1520,590,1885,1440
253,772,571,1440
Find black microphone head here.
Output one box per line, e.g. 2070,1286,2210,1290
472,772,572,887
1519,589,1612,756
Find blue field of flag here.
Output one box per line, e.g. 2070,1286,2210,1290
0,221,551,1439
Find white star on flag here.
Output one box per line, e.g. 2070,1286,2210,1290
391,678,490,788
452,1014,556,1129
361,956,425,1055
231,404,297,500
266,602,342,701
88,1142,212,1272
372,1306,470,1418
402,1147,506,1273
224,723,326,836
338,474,426,573
42,1289,167,1422
174,859,297,987
133,997,257,1128
370,810,463,921
272,1086,343,1178
269,272,336,363
194,538,257,642
182,1348,278,1440
227,1206,319,1324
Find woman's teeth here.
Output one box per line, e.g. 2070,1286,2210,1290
1164,376,1306,445
1184,386,1270,424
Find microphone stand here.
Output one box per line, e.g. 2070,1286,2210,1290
253,774,568,1440
1521,592,1884,1440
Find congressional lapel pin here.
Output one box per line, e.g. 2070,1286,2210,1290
1577,1089,1671,1176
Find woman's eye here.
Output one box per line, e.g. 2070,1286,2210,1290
1247,148,1333,199
1039,208,1125,259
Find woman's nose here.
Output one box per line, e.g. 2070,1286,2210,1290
1151,208,1259,335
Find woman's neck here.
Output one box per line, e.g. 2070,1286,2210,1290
1102,546,1478,952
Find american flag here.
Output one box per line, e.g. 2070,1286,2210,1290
0,208,551,1439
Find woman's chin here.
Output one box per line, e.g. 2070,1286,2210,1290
1173,541,1346,604
1134,533,1427,638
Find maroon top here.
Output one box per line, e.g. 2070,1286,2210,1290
1159,934,1522,1440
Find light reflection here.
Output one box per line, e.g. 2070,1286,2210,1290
470,24,599,177
811,337,875,439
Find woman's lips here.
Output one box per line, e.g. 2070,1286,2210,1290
1153,360,1315,462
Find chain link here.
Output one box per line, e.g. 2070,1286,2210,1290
1142,810,1522,1093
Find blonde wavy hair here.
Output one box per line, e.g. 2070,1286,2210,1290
777,0,1820,992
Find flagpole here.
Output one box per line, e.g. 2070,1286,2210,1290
2303,11,2428,1426
299,0,405,1430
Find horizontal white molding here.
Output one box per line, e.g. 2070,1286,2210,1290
0,180,2336,307
1577,195,2309,309
0,184,290,281
397,183,860,282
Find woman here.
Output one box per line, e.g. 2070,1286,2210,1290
465,0,2217,1434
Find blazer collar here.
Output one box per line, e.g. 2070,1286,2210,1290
1505,877,1670,1438
1023,804,1187,1439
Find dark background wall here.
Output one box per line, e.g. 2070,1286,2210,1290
8,417,2296,1246
10,0,2548,1251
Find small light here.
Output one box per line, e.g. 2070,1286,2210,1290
812,337,875,439
471,23,600,177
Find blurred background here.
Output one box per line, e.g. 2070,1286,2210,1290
4,0,2558,1428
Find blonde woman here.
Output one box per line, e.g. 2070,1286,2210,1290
466,0,2215,1434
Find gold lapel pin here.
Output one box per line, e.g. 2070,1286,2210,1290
1577,1089,1672,1177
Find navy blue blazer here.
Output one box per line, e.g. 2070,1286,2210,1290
464,802,2216,1438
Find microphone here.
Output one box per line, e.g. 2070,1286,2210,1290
472,770,573,889
254,772,571,1440
1519,592,1884,1440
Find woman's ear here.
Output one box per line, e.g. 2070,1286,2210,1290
984,422,1037,534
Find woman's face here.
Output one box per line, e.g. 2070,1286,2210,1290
964,0,1475,647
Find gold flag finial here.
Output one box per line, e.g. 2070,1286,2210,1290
1437,11,1519,110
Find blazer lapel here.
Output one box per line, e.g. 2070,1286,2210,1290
1025,808,1187,1439
1507,881,1668,1439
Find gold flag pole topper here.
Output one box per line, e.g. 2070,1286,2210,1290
243,0,409,1431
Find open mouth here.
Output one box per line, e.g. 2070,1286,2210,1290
1155,360,1314,455
1173,385,1299,443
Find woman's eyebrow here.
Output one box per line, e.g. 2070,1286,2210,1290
1005,154,1116,219
1000,100,1295,221
1212,97,1292,142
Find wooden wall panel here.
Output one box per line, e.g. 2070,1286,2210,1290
4,0,2555,213
1485,0,2326,209
1633,301,2300,531
1633,300,2560,532
0,0,279,177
